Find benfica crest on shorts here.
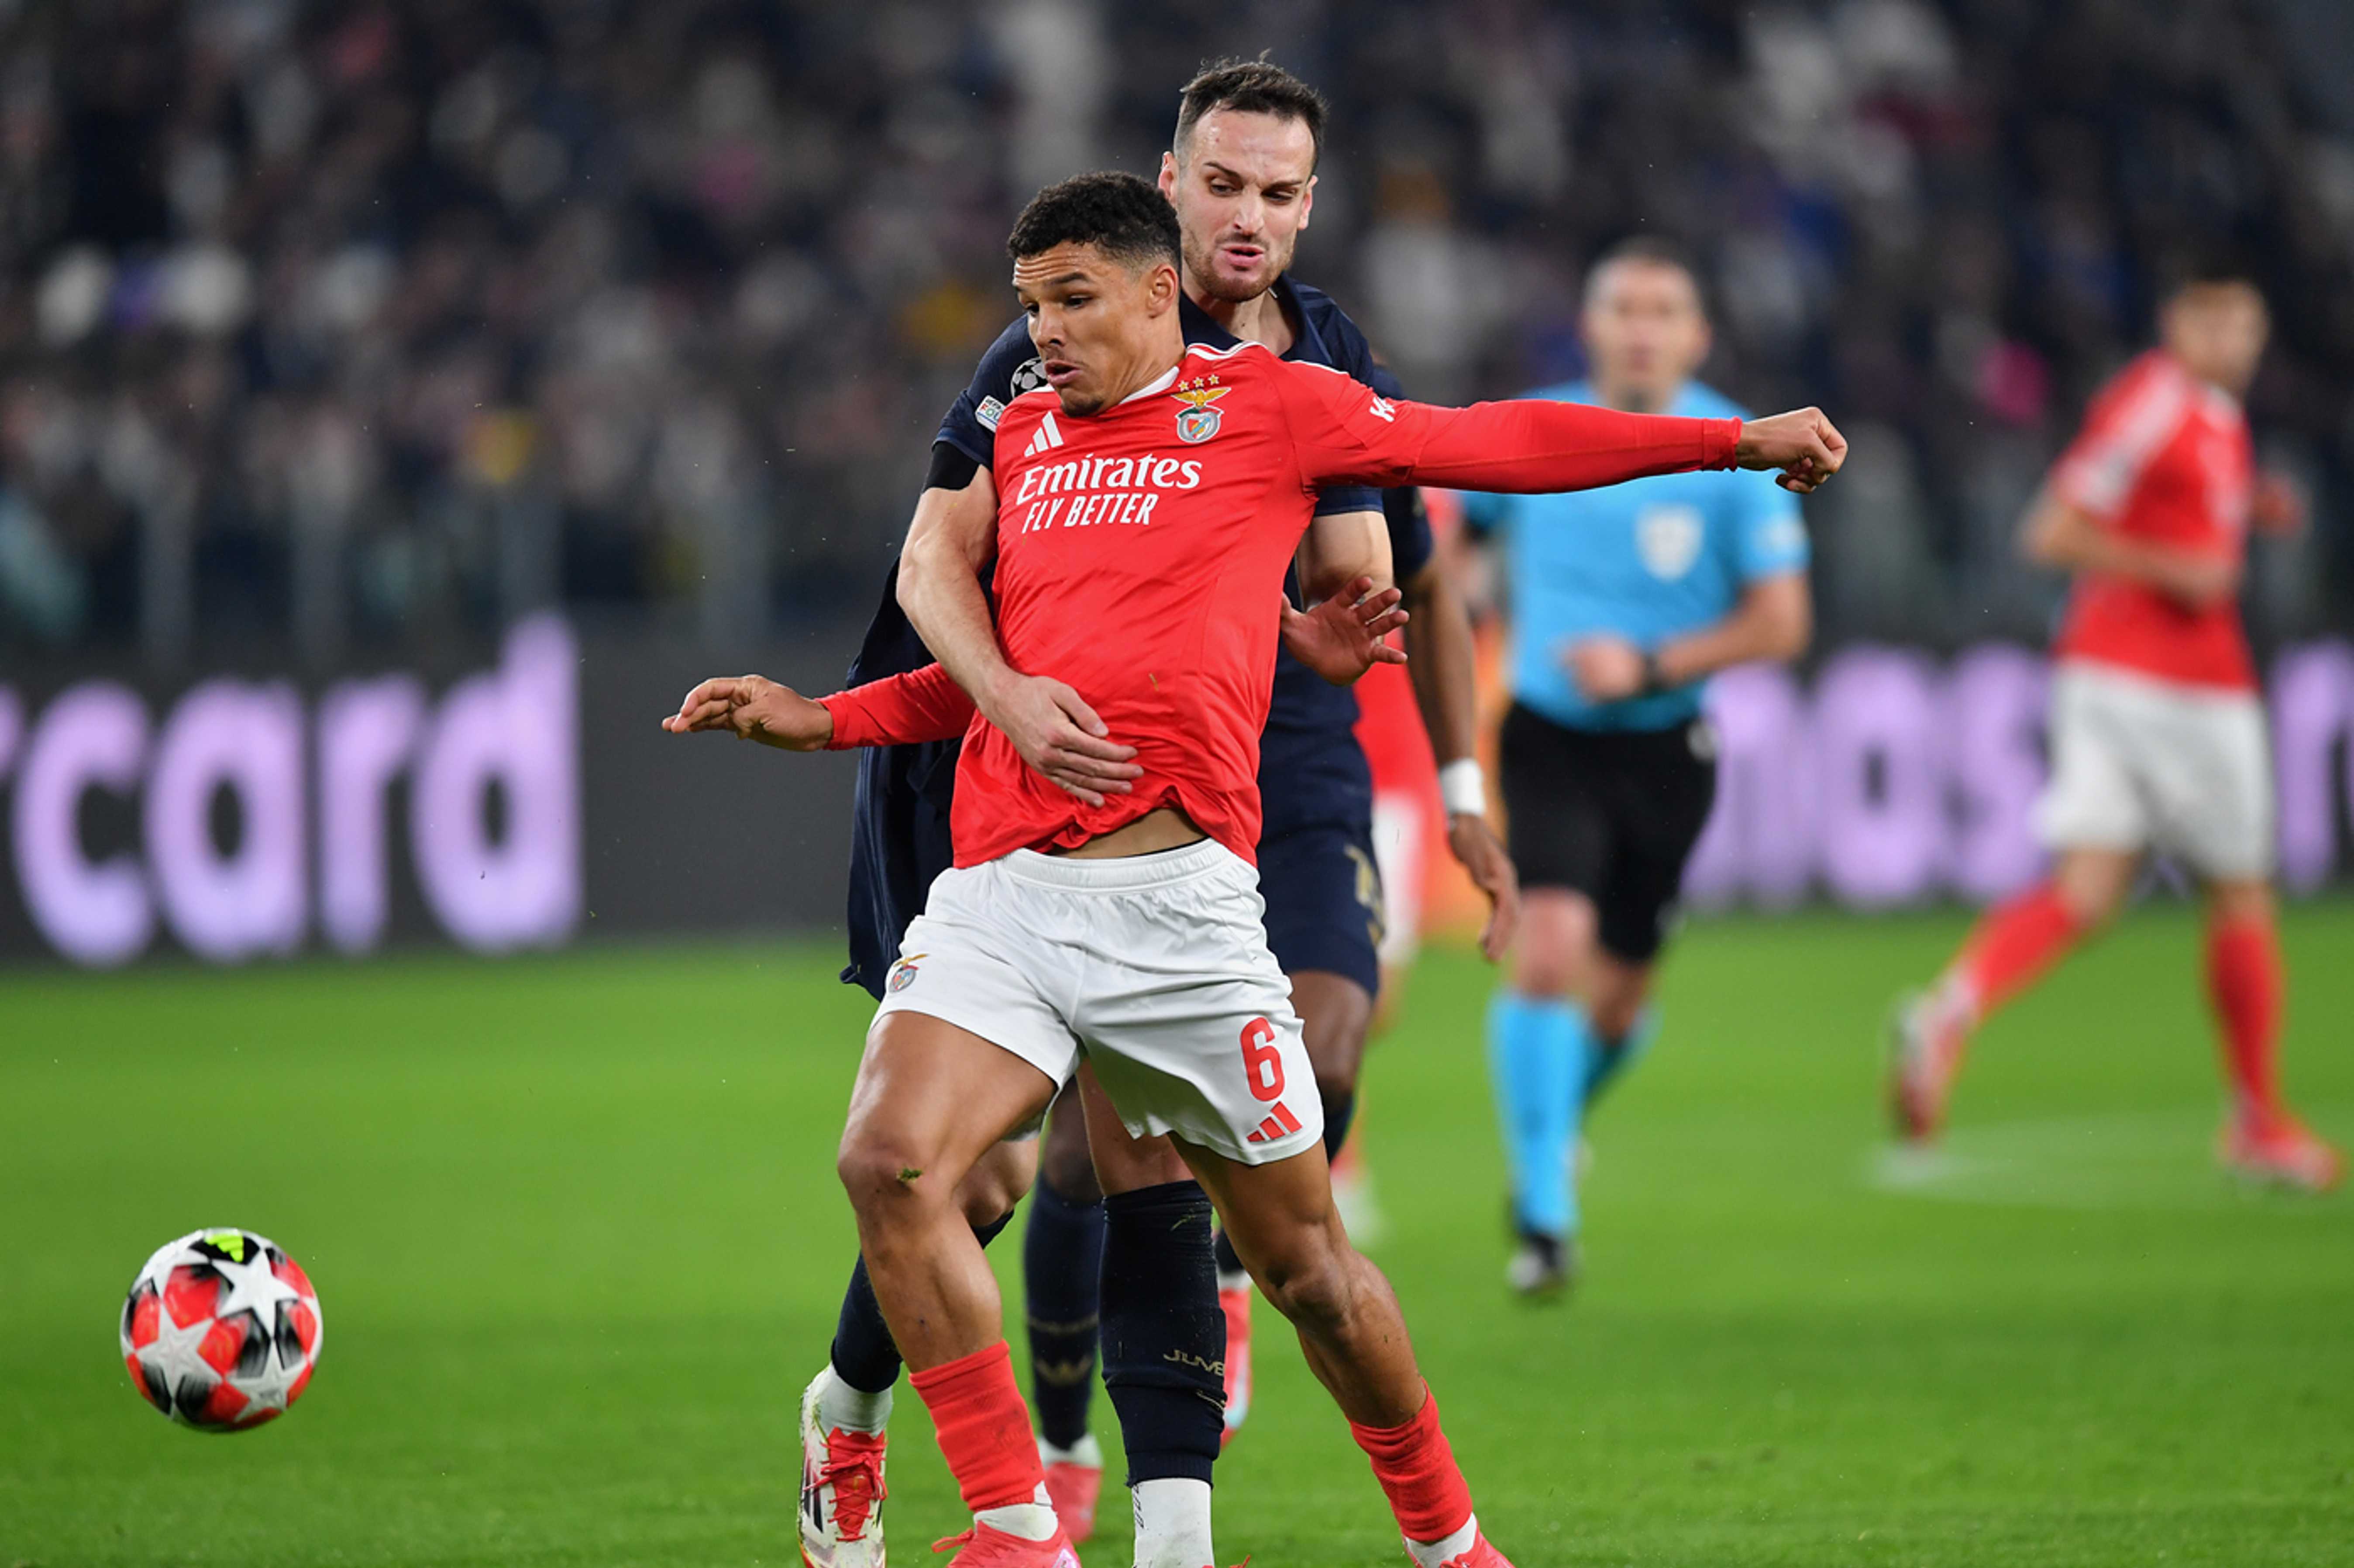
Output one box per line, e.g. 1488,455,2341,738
1170,376,1229,444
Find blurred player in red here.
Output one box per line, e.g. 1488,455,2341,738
1891,265,2341,1192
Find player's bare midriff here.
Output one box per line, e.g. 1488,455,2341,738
1048,806,1208,859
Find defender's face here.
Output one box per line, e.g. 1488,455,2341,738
2162,284,2268,396
1159,109,1317,303
1581,260,1711,406
1013,242,1175,416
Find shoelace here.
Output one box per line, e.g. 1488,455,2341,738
817,1434,887,1541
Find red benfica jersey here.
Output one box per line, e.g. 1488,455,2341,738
2048,350,2256,690
841,341,1738,867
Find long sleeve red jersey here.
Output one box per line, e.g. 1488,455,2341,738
839,340,1739,867
2048,349,2257,691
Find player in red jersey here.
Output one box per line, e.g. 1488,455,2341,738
1890,266,2341,1192
676,173,1840,1567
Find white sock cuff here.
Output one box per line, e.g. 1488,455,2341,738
1404,1513,1478,1568
1132,1477,1215,1568
1038,1431,1103,1468
816,1362,893,1435
975,1499,1060,1542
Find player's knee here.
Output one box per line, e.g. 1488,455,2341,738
1247,1224,1358,1338
835,1127,956,1224
1589,991,1645,1043
1294,974,1373,1095
1039,1111,1102,1204
1512,893,1592,997
2207,877,2274,927
1305,1015,1369,1100
1511,943,1580,999
1089,1130,1189,1197
2052,851,2132,927
958,1142,1036,1228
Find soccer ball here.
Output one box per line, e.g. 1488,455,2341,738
120,1228,323,1431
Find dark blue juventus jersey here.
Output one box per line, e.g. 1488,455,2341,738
840,276,1433,999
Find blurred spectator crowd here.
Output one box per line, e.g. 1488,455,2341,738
2,0,2351,664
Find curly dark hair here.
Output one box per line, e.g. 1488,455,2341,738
1005,171,1182,270
1175,55,1329,169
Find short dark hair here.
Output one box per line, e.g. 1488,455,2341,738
1006,171,1182,271
1583,234,1706,310
2157,248,2260,306
1174,56,1329,169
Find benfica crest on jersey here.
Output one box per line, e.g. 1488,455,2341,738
1170,375,1229,444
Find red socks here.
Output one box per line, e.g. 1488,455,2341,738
909,1341,1045,1513
1350,1388,1474,1546
2206,913,2285,1125
1945,884,2288,1130
1955,881,2085,1021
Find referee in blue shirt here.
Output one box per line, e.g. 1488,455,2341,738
1461,238,1814,1295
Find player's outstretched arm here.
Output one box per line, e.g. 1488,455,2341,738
898,464,1142,805
662,664,977,751
1280,366,1846,497
1281,575,1409,686
662,675,833,749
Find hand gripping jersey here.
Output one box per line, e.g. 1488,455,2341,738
826,342,1739,869
947,282,1436,840
2048,349,2256,691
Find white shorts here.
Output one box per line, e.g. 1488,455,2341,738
2037,663,2275,880
873,838,1325,1165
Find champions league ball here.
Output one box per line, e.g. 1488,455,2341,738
120,1229,322,1431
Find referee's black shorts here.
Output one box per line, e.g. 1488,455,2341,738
1498,700,1718,964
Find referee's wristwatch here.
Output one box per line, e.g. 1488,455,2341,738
1638,648,1669,695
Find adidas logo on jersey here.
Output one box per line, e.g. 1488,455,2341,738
1022,411,1066,457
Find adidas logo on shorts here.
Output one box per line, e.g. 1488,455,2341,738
1245,1101,1304,1145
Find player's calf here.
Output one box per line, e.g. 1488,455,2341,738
1185,1143,1511,1564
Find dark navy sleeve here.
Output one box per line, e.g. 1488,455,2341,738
936,316,1044,469
1329,312,1433,579
1297,292,1383,519
1382,483,1435,582
839,557,959,997
847,316,1037,992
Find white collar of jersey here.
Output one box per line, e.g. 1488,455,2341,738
2196,381,2242,419
2158,350,2243,416
1106,342,1262,409
1118,364,1181,405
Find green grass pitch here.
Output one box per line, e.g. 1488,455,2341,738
4,902,2350,1566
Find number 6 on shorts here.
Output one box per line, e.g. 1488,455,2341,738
1240,1016,1285,1102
